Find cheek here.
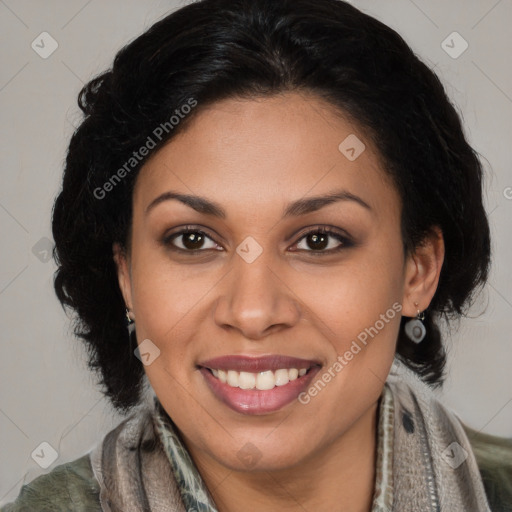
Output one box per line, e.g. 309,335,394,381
128,241,206,337
291,245,403,341
290,245,404,397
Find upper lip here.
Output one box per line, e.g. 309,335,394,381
198,355,322,373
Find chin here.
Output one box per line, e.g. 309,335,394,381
212,442,312,473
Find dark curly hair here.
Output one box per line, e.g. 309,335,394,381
52,0,491,414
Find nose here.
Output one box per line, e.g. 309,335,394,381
213,250,301,340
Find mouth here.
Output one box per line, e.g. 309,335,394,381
197,355,322,415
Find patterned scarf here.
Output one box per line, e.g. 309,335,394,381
89,358,491,511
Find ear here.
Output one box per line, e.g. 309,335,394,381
113,242,134,313
401,226,445,317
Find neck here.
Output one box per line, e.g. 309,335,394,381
188,401,379,512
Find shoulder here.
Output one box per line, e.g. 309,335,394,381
462,422,512,512
0,453,101,512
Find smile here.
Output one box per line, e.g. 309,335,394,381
198,354,322,414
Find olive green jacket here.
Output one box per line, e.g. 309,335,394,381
1,423,511,511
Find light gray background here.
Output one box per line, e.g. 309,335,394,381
1,0,511,504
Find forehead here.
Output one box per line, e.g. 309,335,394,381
134,92,400,220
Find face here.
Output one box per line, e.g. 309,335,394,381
115,91,443,473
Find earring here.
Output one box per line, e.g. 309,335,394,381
126,308,135,335
404,301,426,344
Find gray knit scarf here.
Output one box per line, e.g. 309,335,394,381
89,358,491,511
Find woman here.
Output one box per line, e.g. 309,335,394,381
2,0,511,510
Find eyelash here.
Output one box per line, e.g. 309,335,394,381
162,225,353,256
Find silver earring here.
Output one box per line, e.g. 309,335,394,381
126,308,135,335
404,302,426,344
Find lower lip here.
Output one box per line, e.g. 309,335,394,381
199,366,321,415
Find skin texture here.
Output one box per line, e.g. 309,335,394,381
114,91,445,512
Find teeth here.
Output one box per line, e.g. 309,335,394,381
274,369,289,386
239,371,256,389
209,367,309,390
256,371,275,390
227,370,239,387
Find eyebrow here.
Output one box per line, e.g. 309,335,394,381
145,188,373,218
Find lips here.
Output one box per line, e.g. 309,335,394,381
198,355,322,415
198,354,320,372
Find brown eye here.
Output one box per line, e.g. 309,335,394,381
294,228,352,253
165,229,219,252
304,232,329,250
